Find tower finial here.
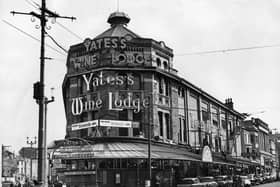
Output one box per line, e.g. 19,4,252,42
107,11,130,26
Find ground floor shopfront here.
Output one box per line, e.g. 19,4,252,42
49,138,252,187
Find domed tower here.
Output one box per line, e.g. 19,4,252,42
63,11,174,139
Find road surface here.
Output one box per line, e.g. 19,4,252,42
257,181,280,187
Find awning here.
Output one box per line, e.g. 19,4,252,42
230,157,260,166
52,142,200,162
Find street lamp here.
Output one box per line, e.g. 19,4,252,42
26,136,37,180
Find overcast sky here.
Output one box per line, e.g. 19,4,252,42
1,0,280,152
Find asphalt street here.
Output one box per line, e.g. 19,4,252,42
257,182,280,187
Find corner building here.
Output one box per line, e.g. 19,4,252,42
52,12,247,187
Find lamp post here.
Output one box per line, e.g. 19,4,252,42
26,136,37,180
145,92,153,187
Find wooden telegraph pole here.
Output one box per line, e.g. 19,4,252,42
11,1,75,186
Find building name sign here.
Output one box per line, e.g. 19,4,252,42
112,51,146,65
71,92,149,116
68,37,148,72
82,71,134,91
83,37,127,53
70,54,99,70
71,71,149,115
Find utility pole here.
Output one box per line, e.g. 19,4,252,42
1,145,3,187
26,137,37,180
11,1,75,186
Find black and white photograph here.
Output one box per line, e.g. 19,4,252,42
1,0,280,187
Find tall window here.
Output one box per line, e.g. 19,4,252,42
119,109,128,136
158,111,163,136
220,111,226,129
178,87,185,97
165,79,169,96
201,101,209,123
159,78,163,94
163,61,168,70
165,113,171,139
179,117,186,143
158,77,169,96
188,94,199,147
158,111,171,139
156,58,161,67
131,74,141,90
211,106,219,126
228,116,233,135
69,77,79,98
188,94,198,128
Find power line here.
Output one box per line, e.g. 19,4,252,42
2,19,66,56
56,21,83,40
28,0,41,8
25,0,39,9
45,31,68,53
175,43,280,56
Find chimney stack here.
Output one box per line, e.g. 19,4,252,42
225,98,234,110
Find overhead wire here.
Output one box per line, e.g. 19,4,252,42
45,31,68,53
25,0,39,9
56,21,83,41
2,19,66,56
23,0,280,58
175,43,280,56
26,0,40,9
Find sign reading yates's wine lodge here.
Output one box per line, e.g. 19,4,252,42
70,71,149,116
67,37,149,73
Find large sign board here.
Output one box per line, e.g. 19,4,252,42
67,37,151,74
70,70,149,116
71,91,149,116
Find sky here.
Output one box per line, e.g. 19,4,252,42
0,0,280,152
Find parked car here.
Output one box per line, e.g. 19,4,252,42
215,175,233,187
239,176,251,187
263,173,273,183
2,181,14,187
177,178,204,187
199,176,218,187
226,176,233,187
247,174,257,185
270,174,277,182
255,174,264,184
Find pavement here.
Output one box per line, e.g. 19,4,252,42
256,181,280,187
